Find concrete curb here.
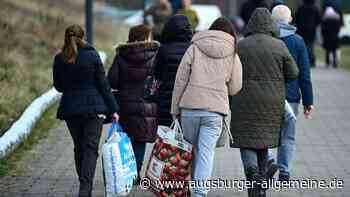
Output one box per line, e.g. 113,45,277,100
0,88,61,159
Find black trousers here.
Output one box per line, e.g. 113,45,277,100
130,140,146,174
326,49,338,68
66,117,103,195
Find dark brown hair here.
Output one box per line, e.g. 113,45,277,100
128,24,152,43
61,24,86,63
209,17,238,54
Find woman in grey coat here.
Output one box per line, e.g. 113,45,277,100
229,8,299,197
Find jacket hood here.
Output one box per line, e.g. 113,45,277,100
323,7,341,20
244,8,279,38
115,40,160,63
276,20,297,38
161,15,193,43
192,30,235,58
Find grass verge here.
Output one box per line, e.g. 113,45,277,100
315,45,350,71
340,47,350,71
0,0,128,135
0,104,60,177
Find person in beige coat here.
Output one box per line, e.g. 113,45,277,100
171,17,242,197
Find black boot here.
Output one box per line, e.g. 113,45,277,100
79,181,92,197
266,163,278,181
133,175,141,186
257,184,266,197
246,167,264,197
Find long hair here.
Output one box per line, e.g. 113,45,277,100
61,24,86,63
128,24,152,43
209,17,238,54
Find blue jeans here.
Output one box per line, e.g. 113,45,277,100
269,102,298,176
181,109,223,197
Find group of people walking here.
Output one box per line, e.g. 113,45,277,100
241,0,344,68
53,2,315,197
295,0,344,68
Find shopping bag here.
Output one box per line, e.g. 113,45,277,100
145,120,192,197
102,122,138,197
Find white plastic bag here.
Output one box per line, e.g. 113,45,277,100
102,122,137,197
157,124,176,140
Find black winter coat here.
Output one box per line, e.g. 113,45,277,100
154,15,193,126
107,41,160,142
230,8,299,149
321,18,341,50
53,45,119,120
295,3,321,43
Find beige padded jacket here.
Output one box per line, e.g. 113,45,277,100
171,30,243,116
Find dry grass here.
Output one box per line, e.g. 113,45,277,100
340,47,350,71
0,0,128,134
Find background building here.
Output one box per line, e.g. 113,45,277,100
106,0,347,16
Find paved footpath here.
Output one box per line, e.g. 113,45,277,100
1,67,350,197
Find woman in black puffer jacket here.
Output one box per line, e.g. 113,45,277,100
53,25,119,197
154,14,193,126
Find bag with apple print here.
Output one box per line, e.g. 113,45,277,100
145,119,192,197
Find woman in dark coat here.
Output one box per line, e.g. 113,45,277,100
154,14,193,126
53,25,119,197
230,8,299,197
107,25,160,179
321,7,342,68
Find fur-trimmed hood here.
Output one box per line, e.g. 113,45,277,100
115,40,160,64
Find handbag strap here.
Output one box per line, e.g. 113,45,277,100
170,119,184,141
223,117,234,143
